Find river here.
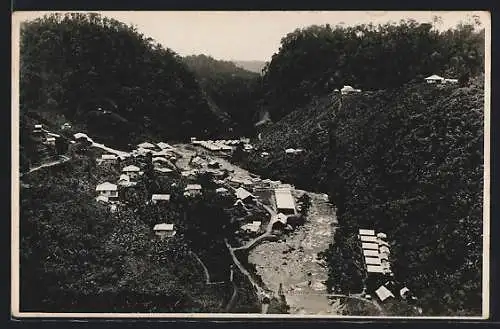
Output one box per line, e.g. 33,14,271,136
174,143,341,315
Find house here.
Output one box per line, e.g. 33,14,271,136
274,188,296,215
44,136,56,146
137,142,156,149
359,229,375,236
157,142,173,150
366,265,384,274
184,184,202,196
362,242,379,250
376,232,387,239
444,78,458,84
122,165,140,179
235,187,256,203
424,74,445,84
360,235,378,243
61,122,72,130
33,124,43,133
341,85,361,94
400,287,410,299
96,182,118,199
260,152,270,158
216,187,229,194
118,174,130,186
151,194,171,204
272,213,288,231
208,160,220,169
364,257,382,266
155,167,174,174
363,249,380,257
153,223,176,239
153,157,169,166
375,285,395,302
96,195,109,203
379,245,390,254
241,221,262,233
97,154,118,165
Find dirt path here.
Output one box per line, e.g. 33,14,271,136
248,192,340,315
22,155,71,177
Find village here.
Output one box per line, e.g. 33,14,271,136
20,72,457,314
21,82,432,314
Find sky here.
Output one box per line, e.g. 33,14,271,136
13,11,489,62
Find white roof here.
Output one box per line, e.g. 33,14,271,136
101,154,117,160
74,132,89,139
367,265,384,273
96,195,109,202
276,213,288,224
119,174,130,181
152,194,171,201
444,78,458,83
425,74,444,80
153,157,168,162
153,223,175,231
365,257,382,265
380,246,391,253
185,184,202,190
157,142,173,149
155,167,173,173
379,253,389,260
359,229,375,236
241,221,261,232
138,142,156,149
123,165,140,172
34,124,42,128
363,249,380,257
360,235,378,243
236,187,255,200
376,232,387,239
362,242,379,250
400,287,410,297
274,188,295,210
216,187,228,193
375,285,395,302
285,148,295,153
96,182,117,191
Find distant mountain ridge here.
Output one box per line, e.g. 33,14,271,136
232,60,267,74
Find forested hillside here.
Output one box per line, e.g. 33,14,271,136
183,54,263,136
20,13,226,149
239,93,339,192
323,79,484,315
261,18,485,121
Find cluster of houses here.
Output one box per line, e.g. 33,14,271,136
424,74,458,85
359,229,393,277
357,229,416,304
94,141,183,239
32,124,63,148
191,137,253,153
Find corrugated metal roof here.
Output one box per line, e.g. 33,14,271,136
365,257,382,265
367,265,384,273
123,165,140,172
275,188,295,210
362,242,379,250
363,249,379,257
375,285,395,302
154,223,174,231
360,235,378,243
96,182,117,191
359,229,375,236
152,194,171,201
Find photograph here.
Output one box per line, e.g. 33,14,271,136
11,10,490,319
